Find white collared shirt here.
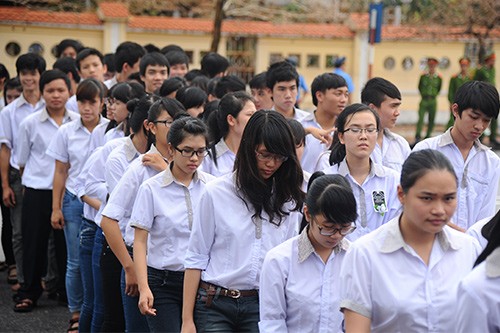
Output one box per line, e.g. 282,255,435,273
101,145,165,244
259,227,348,333
46,116,109,196
271,106,309,121
105,136,140,194
466,216,491,250
17,108,79,189
65,95,78,114
129,166,215,271
340,216,481,333
0,94,45,169
371,129,410,173
104,76,117,89
78,146,104,221
455,247,500,333
185,172,301,290
89,122,109,153
300,112,333,173
323,159,401,241
104,125,125,144
413,128,500,229
200,139,236,177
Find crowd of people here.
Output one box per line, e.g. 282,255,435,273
0,37,499,333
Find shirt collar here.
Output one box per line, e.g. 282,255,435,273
77,114,105,130
297,226,349,263
337,158,386,178
215,139,230,156
383,128,397,141
124,136,139,162
486,247,500,278
16,93,45,109
161,163,209,187
302,111,316,122
438,128,490,151
379,216,462,253
39,108,78,122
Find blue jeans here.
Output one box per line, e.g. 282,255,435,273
62,190,83,313
79,218,97,332
121,246,149,332
146,267,184,333
92,229,104,332
194,287,259,332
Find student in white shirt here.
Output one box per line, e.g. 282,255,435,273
0,53,46,289
259,173,357,333
103,82,145,144
182,110,305,332
47,78,109,330
287,118,310,192
100,98,186,332
340,149,482,333
323,103,400,241
456,210,500,332
361,77,410,173
413,81,500,231
132,117,214,332
13,70,79,312
300,73,348,173
202,91,256,177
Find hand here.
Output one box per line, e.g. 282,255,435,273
51,209,65,229
138,287,157,316
308,127,335,146
142,153,168,172
124,267,139,297
2,186,16,207
181,320,197,333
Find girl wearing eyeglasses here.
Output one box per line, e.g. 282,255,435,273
182,110,305,333
131,117,214,332
260,172,357,333
202,91,257,177
97,98,186,332
340,149,482,332
324,103,400,241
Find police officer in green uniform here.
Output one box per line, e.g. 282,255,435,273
415,57,442,141
447,57,471,129
474,51,497,146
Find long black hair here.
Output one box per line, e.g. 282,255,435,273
234,110,304,226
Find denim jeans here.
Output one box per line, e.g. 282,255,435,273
79,218,97,332
145,267,184,333
120,246,149,332
92,229,104,332
194,287,259,333
62,189,83,313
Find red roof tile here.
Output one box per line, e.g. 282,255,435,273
0,6,101,26
99,2,129,19
382,25,500,41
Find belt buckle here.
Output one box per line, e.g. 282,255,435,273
228,289,241,299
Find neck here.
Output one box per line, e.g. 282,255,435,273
345,155,371,184
115,72,126,83
156,142,173,162
399,214,436,265
275,105,294,118
46,107,66,117
450,126,474,160
23,90,41,106
131,133,149,154
224,132,241,154
83,117,100,132
314,109,336,129
171,164,194,187
307,227,333,263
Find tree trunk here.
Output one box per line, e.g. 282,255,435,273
210,0,225,52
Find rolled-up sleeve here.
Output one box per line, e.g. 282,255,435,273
46,126,68,163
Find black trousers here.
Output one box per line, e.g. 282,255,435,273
18,188,66,301
0,185,14,265
100,238,125,332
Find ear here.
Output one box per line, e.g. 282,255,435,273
397,185,405,205
227,114,236,127
102,64,108,74
315,90,323,103
146,120,156,135
338,130,345,145
451,103,459,119
303,205,312,224
368,103,378,112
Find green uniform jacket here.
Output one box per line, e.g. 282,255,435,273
473,66,496,85
419,73,442,98
448,73,471,104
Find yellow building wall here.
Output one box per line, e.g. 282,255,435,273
0,25,103,75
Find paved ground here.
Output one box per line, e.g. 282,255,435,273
0,123,498,332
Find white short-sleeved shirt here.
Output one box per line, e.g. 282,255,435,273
339,216,481,333
200,139,235,177
315,150,331,172
413,129,500,229
184,172,301,290
0,94,45,168
78,146,104,221
300,112,333,174
105,136,140,194
259,228,348,333
101,145,165,245
104,76,117,89
89,121,109,153
371,129,410,173
17,109,79,189
455,247,500,333
323,159,401,241
65,95,78,114
46,116,109,196
103,124,125,144
129,167,215,271
466,216,492,250
271,106,309,122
